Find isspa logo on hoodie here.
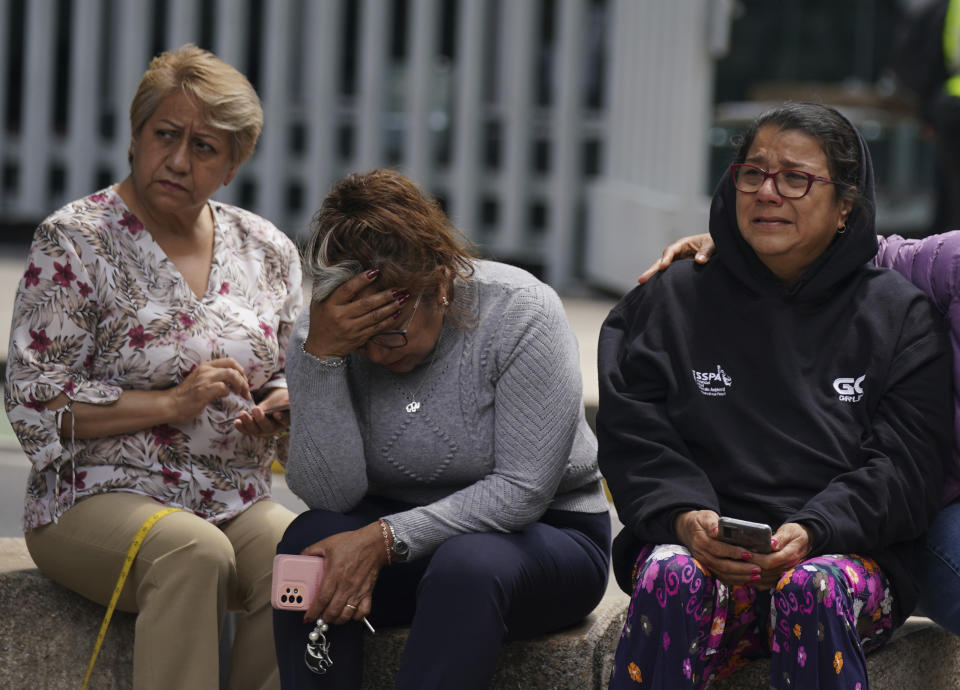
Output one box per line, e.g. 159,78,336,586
833,375,865,403
692,365,733,397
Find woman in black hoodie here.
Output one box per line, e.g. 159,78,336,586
598,102,953,689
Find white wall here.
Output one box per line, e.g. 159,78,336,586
0,0,728,293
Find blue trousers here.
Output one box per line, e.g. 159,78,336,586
917,498,960,635
272,497,611,689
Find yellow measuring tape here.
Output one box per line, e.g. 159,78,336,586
80,506,182,690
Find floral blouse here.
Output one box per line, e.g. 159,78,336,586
5,186,303,530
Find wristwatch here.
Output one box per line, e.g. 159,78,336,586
391,537,410,562
385,521,410,563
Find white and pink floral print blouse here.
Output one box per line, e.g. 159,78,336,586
5,187,303,530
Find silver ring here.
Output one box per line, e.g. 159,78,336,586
344,603,358,610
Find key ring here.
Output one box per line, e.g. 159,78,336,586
303,613,376,675
304,618,333,675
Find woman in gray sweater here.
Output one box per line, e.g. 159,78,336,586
272,169,611,689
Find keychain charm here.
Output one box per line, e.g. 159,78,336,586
304,618,333,675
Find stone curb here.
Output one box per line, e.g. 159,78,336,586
4,536,959,689
0,539,135,689
0,537,628,689
359,592,629,689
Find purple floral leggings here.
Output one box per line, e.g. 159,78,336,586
608,544,896,689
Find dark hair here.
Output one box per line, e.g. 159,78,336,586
734,102,865,212
303,169,475,302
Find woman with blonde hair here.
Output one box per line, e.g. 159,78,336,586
5,44,301,688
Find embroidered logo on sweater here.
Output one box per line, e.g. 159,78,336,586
692,365,733,397
833,375,865,403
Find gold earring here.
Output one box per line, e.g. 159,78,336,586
441,296,450,307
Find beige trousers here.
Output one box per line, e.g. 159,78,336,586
25,492,296,690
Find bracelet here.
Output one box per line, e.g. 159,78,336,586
378,519,393,566
300,342,346,367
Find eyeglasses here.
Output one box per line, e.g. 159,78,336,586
369,293,422,348
730,163,836,199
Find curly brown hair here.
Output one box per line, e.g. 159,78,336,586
304,169,475,301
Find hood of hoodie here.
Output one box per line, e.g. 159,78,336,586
708,106,878,301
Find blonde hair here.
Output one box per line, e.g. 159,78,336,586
129,44,263,164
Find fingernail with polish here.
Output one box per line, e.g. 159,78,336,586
396,293,410,305
365,269,380,280
750,572,761,581
741,552,752,562
771,538,779,549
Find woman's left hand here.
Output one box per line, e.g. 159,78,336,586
302,522,389,625
750,522,813,589
233,388,290,436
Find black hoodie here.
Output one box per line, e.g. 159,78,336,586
597,110,953,623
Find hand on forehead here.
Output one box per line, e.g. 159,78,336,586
354,278,405,300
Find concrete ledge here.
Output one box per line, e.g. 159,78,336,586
5,534,957,689
360,591,629,689
0,537,629,689
0,538,135,689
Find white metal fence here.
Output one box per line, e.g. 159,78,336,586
0,0,727,290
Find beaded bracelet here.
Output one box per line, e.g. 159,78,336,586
378,519,393,566
299,342,346,367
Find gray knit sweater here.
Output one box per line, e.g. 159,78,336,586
284,260,609,561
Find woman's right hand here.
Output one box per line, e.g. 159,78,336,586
303,269,408,359
301,522,389,626
47,357,252,439
167,358,251,424
673,509,764,587
637,233,715,284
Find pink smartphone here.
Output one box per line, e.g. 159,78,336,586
271,554,324,611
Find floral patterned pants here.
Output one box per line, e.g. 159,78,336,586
608,544,895,689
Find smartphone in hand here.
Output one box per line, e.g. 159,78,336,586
272,554,377,634
717,516,773,554
230,402,291,423
271,554,324,610
262,402,291,415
